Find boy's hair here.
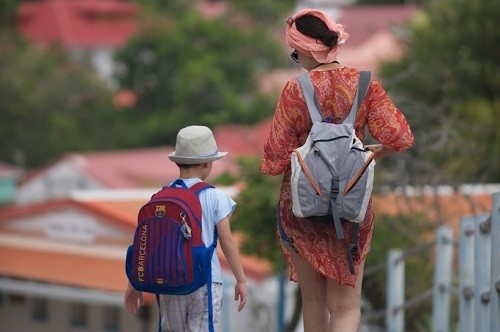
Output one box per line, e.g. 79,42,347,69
176,163,204,169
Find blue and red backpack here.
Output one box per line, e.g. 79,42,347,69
125,179,217,331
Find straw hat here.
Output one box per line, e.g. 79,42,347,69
168,125,227,164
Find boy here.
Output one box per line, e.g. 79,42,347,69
124,125,247,331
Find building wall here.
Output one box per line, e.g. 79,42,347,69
16,161,103,205
0,292,158,332
70,47,117,87
0,275,297,332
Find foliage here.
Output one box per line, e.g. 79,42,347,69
226,0,295,26
379,0,500,184
130,0,193,14
114,11,286,146
228,156,284,271
356,0,424,4
0,33,123,167
0,0,21,29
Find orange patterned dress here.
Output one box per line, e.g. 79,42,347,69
260,68,414,286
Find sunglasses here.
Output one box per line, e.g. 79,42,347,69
290,50,299,63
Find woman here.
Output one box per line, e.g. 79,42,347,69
260,8,414,332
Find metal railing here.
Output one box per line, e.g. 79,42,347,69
363,192,500,332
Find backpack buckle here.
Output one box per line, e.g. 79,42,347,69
330,178,340,196
180,212,192,239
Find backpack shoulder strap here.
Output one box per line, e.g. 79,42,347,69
167,179,213,194
297,72,324,123
189,181,213,196
189,181,218,243
343,71,371,124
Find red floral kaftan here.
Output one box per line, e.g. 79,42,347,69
260,68,414,286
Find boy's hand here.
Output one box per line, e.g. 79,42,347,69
124,284,144,314
234,281,247,312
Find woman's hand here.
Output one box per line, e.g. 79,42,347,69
365,144,395,161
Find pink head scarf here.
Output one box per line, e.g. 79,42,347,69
286,8,349,63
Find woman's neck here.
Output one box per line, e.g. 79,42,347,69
312,60,342,71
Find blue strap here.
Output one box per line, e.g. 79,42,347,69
156,294,161,332
207,275,215,332
276,204,298,253
169,178,188,188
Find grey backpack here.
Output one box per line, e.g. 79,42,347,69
290,71,375,274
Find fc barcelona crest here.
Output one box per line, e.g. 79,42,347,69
155,205,166,217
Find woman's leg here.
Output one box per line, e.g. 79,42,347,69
326,259,365,332
289,249,329,332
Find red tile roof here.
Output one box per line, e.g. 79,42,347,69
17,0,139,48
214,121,271,158
19,120,271,189
0,245,129,293
75,148,176,188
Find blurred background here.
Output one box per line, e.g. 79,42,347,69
0,0,498,331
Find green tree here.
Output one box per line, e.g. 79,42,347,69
229,157,283,269
0,0,21,29
0,33,122,167
226,0,295,26
130,0,191,16
380,0,500,184
114,11,286,147
356,0,423,4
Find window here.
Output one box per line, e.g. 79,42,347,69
32,297,48,322
70,302,88,328
102,306,121,331
8,294,26,305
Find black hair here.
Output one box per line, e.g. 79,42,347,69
295,14,339,48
